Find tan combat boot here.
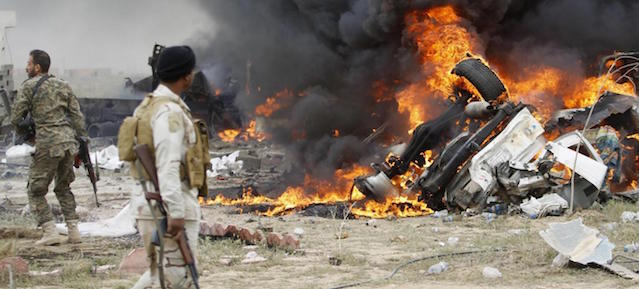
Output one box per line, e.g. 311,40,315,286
35,221,67,246
67,220,82,244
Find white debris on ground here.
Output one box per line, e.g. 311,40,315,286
520,193,568,218
208,150,243,177
56,203,137,237
90,145,124,170
620,211,639,223
241,251,267,264
427,261,449,274
539,218,614,265
482,266,502,278
3,143,35,164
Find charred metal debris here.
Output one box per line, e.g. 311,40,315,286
355,53,639,215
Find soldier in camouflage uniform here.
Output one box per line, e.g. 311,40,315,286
11,50,87,246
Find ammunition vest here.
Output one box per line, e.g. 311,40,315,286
117,94,211,197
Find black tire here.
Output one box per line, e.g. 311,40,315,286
452,58,506,102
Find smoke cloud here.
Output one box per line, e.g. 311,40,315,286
1,0,213,75
190,0,639,182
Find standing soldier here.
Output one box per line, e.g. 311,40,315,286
11,50,87,245
120,46,206,289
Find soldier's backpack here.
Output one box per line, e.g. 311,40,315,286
117,95,210,197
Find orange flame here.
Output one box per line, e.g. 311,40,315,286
255,89,293,117
217,129,241,142
244,120,268,142
397,6,483,132
201,164,432,218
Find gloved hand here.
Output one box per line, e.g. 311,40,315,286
167,217,185,240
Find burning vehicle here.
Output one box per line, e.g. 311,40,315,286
355,54,639,214
195,5,639,219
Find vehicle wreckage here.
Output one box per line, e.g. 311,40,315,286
355,55,639,214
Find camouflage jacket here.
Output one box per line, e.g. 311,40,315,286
11,74,87,156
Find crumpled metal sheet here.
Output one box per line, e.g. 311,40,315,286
468,108,544,191
539,218,614,265
520,193,568,217
549,92,639,134
546,141,607,190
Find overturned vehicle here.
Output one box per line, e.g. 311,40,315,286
355,56,638,215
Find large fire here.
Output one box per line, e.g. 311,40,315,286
206,5,637,218
201,165,433,218
396,7,483,131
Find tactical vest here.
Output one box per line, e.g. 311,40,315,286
117,94,211,197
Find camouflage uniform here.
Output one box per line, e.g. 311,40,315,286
11,74,87,225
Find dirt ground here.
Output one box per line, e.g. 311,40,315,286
1,164,639,289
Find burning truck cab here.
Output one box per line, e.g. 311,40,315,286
355,55,638,213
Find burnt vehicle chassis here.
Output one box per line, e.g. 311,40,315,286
356,56,637,211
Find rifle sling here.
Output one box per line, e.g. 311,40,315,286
29,75,52,107
22,74,52,122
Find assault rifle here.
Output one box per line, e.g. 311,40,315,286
134,144,200,289
15,112,35,145
75,137,99,207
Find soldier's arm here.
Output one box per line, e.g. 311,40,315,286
66,84,88,137
10,85,31,128
152,104,186,219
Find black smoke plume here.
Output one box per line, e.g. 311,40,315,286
190,0,639,183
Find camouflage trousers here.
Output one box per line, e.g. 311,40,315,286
131,212,199,289
28,149,78,225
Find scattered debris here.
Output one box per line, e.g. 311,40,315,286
93,264,116,274
551,253,570,268
4,144,34,165
447,236,459,246
621,211,639,223
1,170,17,179
208,151,243,177
293,227,304,238
507,229,525,236
431,209,448,218
624,243,639,253
218,258,233,266
540,218,614,265
241,251,267,264
28,269,61,277
427,261,449,274
481,212,497,223
520,193,568,219
482,266,502,279
335,232,349,240
56,203,137,237
329,256,342,266
90,145,123,170
199,221,300,251
391,235,406,243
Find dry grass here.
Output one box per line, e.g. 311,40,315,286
1,199,639,288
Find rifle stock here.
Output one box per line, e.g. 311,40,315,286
134,144,160,191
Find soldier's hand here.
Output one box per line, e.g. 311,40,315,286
73,154,81,168
167,217,185,240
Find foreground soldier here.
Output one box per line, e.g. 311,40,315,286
120,46,206,289
10,50,87,245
